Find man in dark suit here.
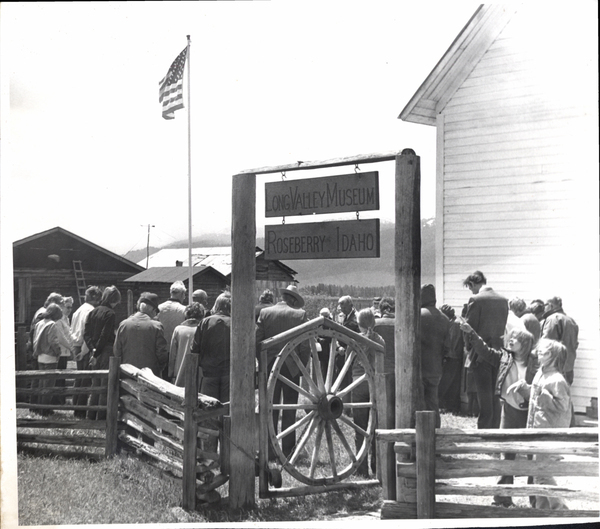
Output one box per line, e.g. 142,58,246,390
114,292,169,378
420,284,450,428
256,285,308,458
463,271,508,429
541,296,579,386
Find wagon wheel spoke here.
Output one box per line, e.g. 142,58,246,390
338,412,369,439
331,347,356,393
324,420,338,479
271,402,317,411
276,410,316,442
336,373,367,400
325,337,338,392
288,413,319,465
344,401,373,409
276,372,318,403
289,348,321,396
309,336,326,393
330,417,357,463
310,419,325,479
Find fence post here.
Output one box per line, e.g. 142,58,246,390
183,353,200,511
377,371,396,500
127,289,134,316
415,411,436,519
221,415,231,477
105,356,121,457
16,326,28,370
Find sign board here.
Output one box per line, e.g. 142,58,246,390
264,219,380,260
265,172,379,217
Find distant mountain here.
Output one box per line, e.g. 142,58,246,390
123,219,436,287
124,247,161,267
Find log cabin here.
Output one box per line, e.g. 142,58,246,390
13,226,144,329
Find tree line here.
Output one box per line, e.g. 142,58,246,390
298,283,395,299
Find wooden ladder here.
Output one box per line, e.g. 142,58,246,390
72,260,87,305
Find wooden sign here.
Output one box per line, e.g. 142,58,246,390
264,219,380,260
265,172,379,217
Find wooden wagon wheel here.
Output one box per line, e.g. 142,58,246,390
266,328,376,486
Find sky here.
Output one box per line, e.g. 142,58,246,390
1,1,482,256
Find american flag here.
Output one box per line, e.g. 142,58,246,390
158,47,187,120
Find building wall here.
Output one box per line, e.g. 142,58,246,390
128,280,229,312
14,269,142,328
437,6,598,411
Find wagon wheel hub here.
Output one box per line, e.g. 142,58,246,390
317,393,344,421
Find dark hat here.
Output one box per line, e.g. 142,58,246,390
139,293,160,312
420,284,436,307
279,284,304,308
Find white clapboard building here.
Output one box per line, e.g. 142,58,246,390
400,4,598,412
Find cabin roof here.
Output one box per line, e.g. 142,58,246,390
13,226,144,273
399,4,517,125
139,246,297,278
124,265,227,284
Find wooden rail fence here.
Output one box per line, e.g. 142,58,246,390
117,356,230,506
16,360,119,457
377,411,599,519
16,355,230,510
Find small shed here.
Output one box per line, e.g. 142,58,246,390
124,265,229,309
399,4,598,411
137,246,298,302
13,226,144,328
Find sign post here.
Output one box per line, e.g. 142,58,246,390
230,150,418,509
394,151,421,503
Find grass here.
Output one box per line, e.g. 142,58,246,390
17,450,382,525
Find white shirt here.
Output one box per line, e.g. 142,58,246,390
71,302,96,354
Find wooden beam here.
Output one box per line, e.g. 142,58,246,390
376,372,396,500
236,151,401,175
415,411,436,518
394,152,421,501
381,500,599,519
378,426,598,442
182,353,199,511
436,483,599,502
105,356,120,457
17,433,105,447
16,418,106,430
230,172,257,509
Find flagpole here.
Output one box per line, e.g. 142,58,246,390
186,35,193,304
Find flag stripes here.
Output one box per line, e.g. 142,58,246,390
159,47,187,120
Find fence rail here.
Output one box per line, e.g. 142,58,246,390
15,355,230,508
377,411,599,519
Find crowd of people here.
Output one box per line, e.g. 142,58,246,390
420,270,579,510
26,283,230,419
26,272,580,504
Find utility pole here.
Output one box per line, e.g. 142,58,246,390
144,224,155,269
